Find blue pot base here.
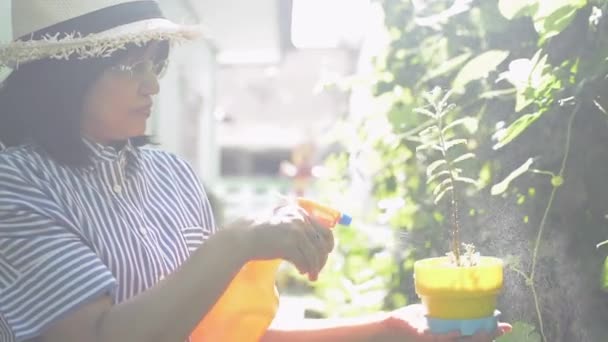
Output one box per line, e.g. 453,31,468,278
427,310,500,336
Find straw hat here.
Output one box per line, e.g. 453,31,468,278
0,0,203,69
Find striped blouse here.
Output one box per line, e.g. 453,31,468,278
0,139,216,341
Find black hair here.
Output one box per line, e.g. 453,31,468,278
0,41,169,167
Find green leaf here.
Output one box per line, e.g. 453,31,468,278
498,0,538,20
499,52,550,112
453,50,510,92
414,107,436,119
433,178,453,196
455,176,479,186
479,88,517,99
442,117,479,134
515,89,535,112
420,52,472,83
529,53,549,88
434,186,453,204
423,87,443,106
594,100,608,116
491,158,534,195
427,170,451,185
442,139,468,151
452,153,476,164
419,125,440,138
493,112,544,150
439,89,454,109
533,0,587,45
427,160,447,177
497,322,541,342
416,142,439,153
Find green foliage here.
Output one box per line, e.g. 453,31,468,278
453,50,510,92
491,158,534,195
498,0,539,20
498,0,588,44
305,0,608,340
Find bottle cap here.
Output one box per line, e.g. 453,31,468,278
339,213,352,226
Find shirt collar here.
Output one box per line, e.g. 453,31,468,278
82,137,141,171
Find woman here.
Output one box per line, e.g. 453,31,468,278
0,1,510,341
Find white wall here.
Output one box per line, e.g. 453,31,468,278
190,0,283,64
152,0,220,184
0,0,12,82
155,41,219,183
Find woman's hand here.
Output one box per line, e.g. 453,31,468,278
380,304,512,342
229,203,335,281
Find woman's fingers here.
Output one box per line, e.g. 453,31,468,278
293,221,321,275
313,217,335,253
295,205,335,254
264,203,335,279
291,206,333,277
420,330,459,341
307,219,335,279
294,239,315,275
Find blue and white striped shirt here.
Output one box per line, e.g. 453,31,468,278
0,140,216,341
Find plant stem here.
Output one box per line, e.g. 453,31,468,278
509,264,547,341
516,102,579,342
448,171,461,265
530,281,546,342
435,104,461,264
530,103,579,279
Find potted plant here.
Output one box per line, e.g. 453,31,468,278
412,88,503,335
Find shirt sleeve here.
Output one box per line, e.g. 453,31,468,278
0,161,117,342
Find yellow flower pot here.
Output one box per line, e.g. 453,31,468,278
414,256,503,319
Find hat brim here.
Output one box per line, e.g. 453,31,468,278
0,18,204,69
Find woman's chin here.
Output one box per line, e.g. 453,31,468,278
130,120,148,135
122,126,147,140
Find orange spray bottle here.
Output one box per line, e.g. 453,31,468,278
189,197,351,342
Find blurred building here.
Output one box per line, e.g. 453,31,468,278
153,0,219,184
189,0,368,221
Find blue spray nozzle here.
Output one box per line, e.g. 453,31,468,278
339,213,352,226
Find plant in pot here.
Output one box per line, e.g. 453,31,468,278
412,88,504,336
